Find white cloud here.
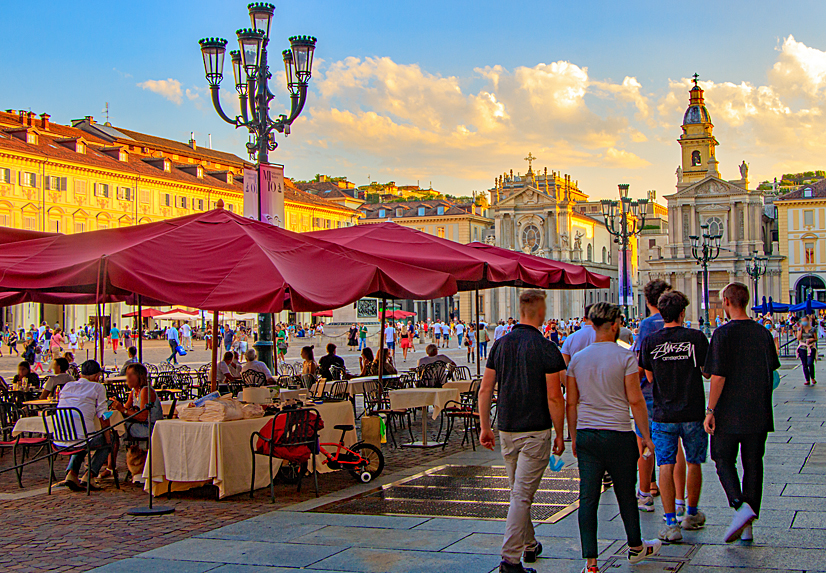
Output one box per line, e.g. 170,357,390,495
137,78,183,104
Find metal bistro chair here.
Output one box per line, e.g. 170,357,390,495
417,361,449,388
324,380,349,402
362,380,413,448
441,379,482,451
43,407,120,495
329,365,346,381
105,381,128,403
250,407,322,501
0,401,49,487
242,369,267,388
450,365,472,381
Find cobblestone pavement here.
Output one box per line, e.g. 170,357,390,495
87,359,826,573
0,337,483,573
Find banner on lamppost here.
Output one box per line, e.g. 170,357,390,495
618,249,635,307
243,163,285,227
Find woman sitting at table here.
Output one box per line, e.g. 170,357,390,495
301,346,318,377
12,361,39,390
112,363,163,481
358,347,375,377
367,348,397,376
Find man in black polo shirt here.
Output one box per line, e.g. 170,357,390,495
704,282,780,544
480,289,566,573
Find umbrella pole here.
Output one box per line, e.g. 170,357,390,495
210,310,219,393
475,288,481,379
137,296,143,363
378,298,386,388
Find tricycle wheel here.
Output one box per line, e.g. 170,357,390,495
348,442,384,482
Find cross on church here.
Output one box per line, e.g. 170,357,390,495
524,152,536,170
692,73,700,87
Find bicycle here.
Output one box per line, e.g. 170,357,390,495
320,424,384,483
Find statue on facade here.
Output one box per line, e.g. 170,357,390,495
739,160,748,180
676,165,683,183
485,233,496,245
559,232,569,249
573,230,583,251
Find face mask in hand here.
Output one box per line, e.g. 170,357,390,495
802,321,809,328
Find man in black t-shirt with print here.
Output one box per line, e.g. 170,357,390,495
479,289,566,573
704,282,780,544
641,291,710,543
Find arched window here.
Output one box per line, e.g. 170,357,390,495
521,224,541,253
705,216,724,239
587,244,593,261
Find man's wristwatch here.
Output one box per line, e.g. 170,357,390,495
705,407,715,416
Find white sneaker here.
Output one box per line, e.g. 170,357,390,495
637,492,655,512
658,523,683,543
681,511,707,530
627,539,662,564
724,503,757,543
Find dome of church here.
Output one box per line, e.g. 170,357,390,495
683,104,711,125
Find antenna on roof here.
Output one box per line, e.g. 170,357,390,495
102,102,111,125
208,134,212,149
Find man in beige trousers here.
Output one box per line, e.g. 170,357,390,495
479,290,566,573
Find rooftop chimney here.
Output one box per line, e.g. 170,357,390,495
188,132,196,150
85,115,94,124
39,113,50,130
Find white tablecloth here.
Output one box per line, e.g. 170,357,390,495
12,411,126,437
443,381,473,393
312,378,376,398
388,388,459,419
143,400,357,499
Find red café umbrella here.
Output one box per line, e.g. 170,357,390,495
307,221,551,291
311,310,333,317
0,208,458,312
465,242,610,289
123,308,167,318
379,310,416,320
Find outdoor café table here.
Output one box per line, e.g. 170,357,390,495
12,410,127,437
443,381,473,393
143,400,356,499
388,387,460,448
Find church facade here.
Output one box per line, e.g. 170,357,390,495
642,80,783,324
482,160,637,322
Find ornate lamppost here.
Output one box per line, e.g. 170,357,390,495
689,224,722,337
601,184,647,318
745,251,768,312
199,3,316,371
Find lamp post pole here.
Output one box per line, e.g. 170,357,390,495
745,251,768,313
601,184,647,318
689,224,722,337
199,3,316,372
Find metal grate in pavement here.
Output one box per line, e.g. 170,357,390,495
310,465,581,523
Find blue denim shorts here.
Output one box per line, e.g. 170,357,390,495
634,397,654,438
651,420,708,466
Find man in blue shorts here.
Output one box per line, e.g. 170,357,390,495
641,291,710,542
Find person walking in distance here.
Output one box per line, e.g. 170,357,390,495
479,290,566,573
165,324,180,365
640,291,710,542
704,282,780,543
632,279,671,511
566,303,662,572
797,315,817,385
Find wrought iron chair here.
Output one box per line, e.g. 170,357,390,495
441,379,482,450
324,380,349,401
250,407,322,501
43,407,119,495
0,401,49,487
242,369,267,388
417,361,449,388
362,380,414,448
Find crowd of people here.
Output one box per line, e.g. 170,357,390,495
479,281,781,573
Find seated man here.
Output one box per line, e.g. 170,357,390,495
213,351,241,388
417,344,457,369
242,348,277,384
318,343,346,381
40,357,75,399
119,346,140,375
56,360,112,492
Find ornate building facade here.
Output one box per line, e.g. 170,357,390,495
484,161,637,322
642,80,782,323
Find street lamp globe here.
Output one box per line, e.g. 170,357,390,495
282,49,299,95
248,2,275,39
289,35,317,82
618,183,630,199
236,28,265,75
230,50,246,95
198,37,228,87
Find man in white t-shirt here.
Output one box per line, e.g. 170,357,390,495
494,320,506,341
180,321,193,350
455,321,465,348
384,321,397,357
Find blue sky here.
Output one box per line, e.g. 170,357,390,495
3,0,826,199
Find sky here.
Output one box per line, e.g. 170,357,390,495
3,0,826,201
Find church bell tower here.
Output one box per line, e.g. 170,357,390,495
678,74,719,184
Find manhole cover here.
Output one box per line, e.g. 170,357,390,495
310,465,582,522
